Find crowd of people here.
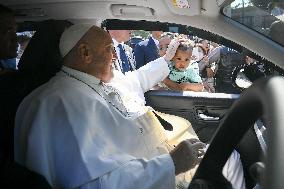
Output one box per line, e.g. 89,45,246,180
114,30,247,93
114,30,274,94
1,2,279,189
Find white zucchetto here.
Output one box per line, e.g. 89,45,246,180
59,23,94,57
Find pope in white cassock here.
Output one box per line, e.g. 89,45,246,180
14,24,246,189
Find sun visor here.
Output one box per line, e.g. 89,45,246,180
111,4,155,18
165,0,201,16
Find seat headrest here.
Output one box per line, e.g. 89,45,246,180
18,20,72,78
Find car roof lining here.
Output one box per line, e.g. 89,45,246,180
3,0,284,68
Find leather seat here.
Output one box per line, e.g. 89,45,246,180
0,19,72,188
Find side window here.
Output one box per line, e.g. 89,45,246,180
223,0,284,46
16,31,35,67
0,31,34,71
127,30,244,94
104,20,282,95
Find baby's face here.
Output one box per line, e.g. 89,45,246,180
172,50,192,71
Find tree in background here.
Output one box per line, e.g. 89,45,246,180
131,30,150,39
251,0,280,10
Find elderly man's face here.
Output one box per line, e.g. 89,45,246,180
118,30,132,42
0,14,18,59
89,28,116,82
152,31,163,40
109,30,131,43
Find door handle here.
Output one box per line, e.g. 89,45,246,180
197,109,219,121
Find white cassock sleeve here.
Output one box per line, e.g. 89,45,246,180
79,154,176,189
124,57,170,93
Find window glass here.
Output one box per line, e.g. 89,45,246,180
16,31,35,67
0,31,34,71
104,20,282,95
223,0,284,46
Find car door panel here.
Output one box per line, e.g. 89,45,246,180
145,90,239,143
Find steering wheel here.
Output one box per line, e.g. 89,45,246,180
188,76,284,189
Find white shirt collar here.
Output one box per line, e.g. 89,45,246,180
61,66,124,96
151,36,159,47
112,38,124,47
61,66,101,85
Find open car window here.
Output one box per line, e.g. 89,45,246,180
103,19,284,94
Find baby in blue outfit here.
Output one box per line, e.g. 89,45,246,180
169,42,202,84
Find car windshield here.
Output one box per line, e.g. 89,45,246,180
223,0,284,46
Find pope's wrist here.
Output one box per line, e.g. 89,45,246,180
163,55,171,64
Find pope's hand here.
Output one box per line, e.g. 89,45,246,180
163,39,180,62
170,138,205,175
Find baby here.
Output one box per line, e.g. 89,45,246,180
169,41,202,84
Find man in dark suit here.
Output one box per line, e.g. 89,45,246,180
108,30,136,74
134,31,163,69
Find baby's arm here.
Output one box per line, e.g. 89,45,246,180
163,78,204,92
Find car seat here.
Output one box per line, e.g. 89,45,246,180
0,19,72,188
